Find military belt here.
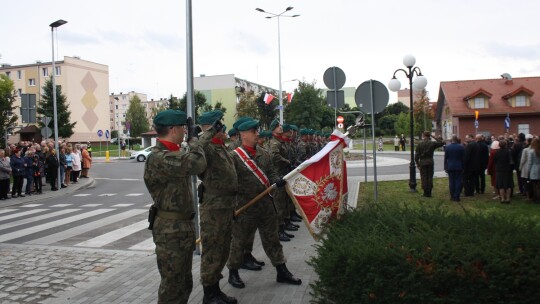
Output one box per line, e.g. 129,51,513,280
157,210,195,220
204,188,237,196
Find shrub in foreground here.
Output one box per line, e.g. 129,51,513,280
308,203,540,303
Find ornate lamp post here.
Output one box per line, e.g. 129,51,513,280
255,6,300,124
388,55,428,192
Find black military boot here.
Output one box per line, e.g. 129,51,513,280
216,284,238,304
228,269,245,289
284,230,295,238
284,219,299,231
240,253,262,271
276,263,302,285
290,212,303,222
203,284,226,304
279,225,291,242
247,252,265,266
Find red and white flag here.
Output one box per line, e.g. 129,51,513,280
286,92,294,103
284,129,350,240
264,93,275,104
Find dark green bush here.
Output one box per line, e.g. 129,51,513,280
308,203,540,304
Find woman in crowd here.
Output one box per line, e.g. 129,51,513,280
10,148,26,198
80,144,92,178
493,140,513,204
71,145,82,183
59,146,67,188
33,149,43,194
527,138,540,203
65,147,73,186
0,149,12,200
23,149,35,196
487,140,500,200
46,148,59,191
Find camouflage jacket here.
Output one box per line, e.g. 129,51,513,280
270,136,291,175
415,138,444,166
227,137,241,151
297,140,309,165
144,139,206,218
199,130,238,209
232,146,279,218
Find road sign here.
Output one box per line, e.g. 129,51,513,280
337,116,344,123
125,121,131,130
354,80,389,114
40,127,52,138
337,123,344,129
504,116,510,129
323,66,346,90
97,130,103,137
474,120,479,128
327,90,345,109
105,130,110,139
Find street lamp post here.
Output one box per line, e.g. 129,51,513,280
388,55,427,192
256,7,300,125
50,19,67,191
114,97,121,159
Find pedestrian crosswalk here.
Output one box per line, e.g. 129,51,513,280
0,206,155,251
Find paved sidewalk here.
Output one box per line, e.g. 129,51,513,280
45,225,318,304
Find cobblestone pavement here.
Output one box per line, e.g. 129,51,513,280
0,244,149,304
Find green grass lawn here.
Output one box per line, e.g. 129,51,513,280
89,144,142,157
357,177,540,222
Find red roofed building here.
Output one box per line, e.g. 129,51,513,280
435,75,540,139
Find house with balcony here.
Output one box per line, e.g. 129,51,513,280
435,75,540,139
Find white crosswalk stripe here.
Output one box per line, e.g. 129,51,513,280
0,209,113,242
129,237,155,251
0,209,17,215
0,209,72,229
50,204,72,207
112,204,134,207
126,193,144,196
82,204,102,207
0,209,46,220
75,219,148,248
99,193,117,197
21,204,43,207
73,194,92,197
28,209,147,245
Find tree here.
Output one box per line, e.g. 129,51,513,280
125,95,149,138
378,114,399,136
284,81,325,129
413,89,431,138
178,91,208,120
236,91,260,121
0,74,18,146
37,77,76,138
394,112,410,136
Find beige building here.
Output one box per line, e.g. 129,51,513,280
1,56,110,143
109,92,167,138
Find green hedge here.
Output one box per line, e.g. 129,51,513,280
308,204,540,303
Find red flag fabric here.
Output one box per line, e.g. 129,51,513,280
264,93,275,104
287,92,294,103
284,129,350,240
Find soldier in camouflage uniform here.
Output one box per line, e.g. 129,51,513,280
227,118,302,289
197,111,238,304
144,110,207,304
415,131,445,197
227,128,238,151
269,120,297,241
297,129,310,164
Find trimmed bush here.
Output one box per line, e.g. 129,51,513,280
308,203,540,303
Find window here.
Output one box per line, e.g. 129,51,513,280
5,71,10,79
55,66,61,76
518,124,529,135
29,78,36,86
115,105,118,110
515,95,526,107
42,67,49,77
17,70,22,79
18,89,22,96
474,97,485,108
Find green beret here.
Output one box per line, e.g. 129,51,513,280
283,124,292,132
153,110,187,126
237,119,260,132
290,124,298,131
221,125,227,133
233,117,252,130
269,118,280,131
266,131,274,138
300,129,309,136
199,110,223,125
228,128,237,137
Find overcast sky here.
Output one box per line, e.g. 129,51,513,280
2,0,540,102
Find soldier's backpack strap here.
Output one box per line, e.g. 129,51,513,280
233,147,270,188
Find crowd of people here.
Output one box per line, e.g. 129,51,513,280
440,133,540,203
0,140,92,199
144,110,332,304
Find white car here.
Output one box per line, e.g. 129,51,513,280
130,146,154,162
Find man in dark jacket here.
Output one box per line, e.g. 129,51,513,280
476,134,490,194
463,134,481,196
444,135,465,201
513,133,526,194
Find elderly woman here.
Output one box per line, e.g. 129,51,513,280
80,144,92,178
493,140,514,204
527,138,540,203
46,148,59,191
0,149,11,200
487,140,500,200
10,148,26,197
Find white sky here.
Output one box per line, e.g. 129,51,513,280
2,0,540,103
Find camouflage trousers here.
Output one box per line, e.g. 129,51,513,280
419,163,435,192
199,206,234,286
273,187,293,223
153,219,196,304
228,212,285,269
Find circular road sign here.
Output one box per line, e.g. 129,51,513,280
323,66,346,90
354,80,389,114
337,116,344,123
337,123,344,129
105,130,110,139
97,130,103,137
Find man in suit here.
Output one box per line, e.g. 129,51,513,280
463,134,481,196
445,135,465,201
